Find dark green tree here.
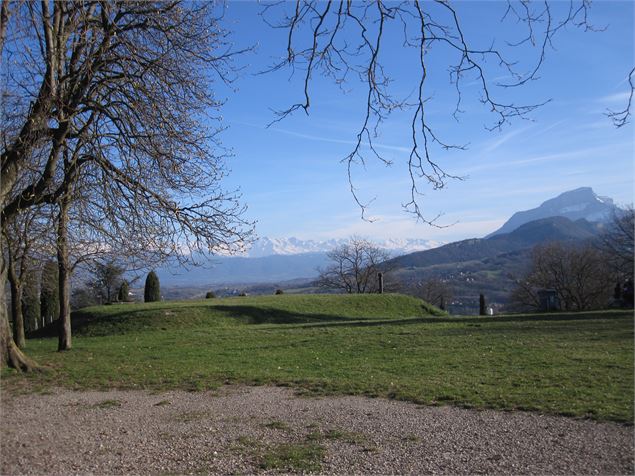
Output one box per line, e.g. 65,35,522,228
40,261,59,327
118,281,130,303
144,272,161,303
479,294,486,316
205,291,216,299
21,270,40,333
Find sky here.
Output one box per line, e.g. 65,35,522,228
212,1,634,244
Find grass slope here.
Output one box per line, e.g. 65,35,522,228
40,293,443,337
6,294,633,423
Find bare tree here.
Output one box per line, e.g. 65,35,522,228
262,1,599,222
318,237,391,293
0,2,253,369
598,207,634,280
414,278,453,311
1,206,51,348
90,260,125,305
607,68,634,128
510,242,614,312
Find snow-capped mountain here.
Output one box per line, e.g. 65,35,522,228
155,237,442,287
487,187,618,237
246,237,442,258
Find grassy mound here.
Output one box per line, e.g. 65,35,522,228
50,293,443,337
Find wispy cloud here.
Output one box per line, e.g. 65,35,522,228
597,91,632,104
462,74,516,88
464,142,632,175
305,211,504,242
533,119,568,136
230,119,412,154
480,126,532,154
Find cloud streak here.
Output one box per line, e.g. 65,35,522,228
463,142,632,174
230,119,412,153
480,126,532,154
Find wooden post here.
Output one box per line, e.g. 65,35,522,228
378,272,384,294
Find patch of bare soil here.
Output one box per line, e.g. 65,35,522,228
1,386,632,475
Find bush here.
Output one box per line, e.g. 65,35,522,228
239,292,247,297
144,271,161,302
275,289,284,295
205,291,216,299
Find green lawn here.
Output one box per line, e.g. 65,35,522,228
4,294,633,423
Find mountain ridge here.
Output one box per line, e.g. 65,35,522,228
487,187,616,237
386,215,605,313
386,216,600,271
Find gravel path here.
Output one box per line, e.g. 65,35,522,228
1,385,632,475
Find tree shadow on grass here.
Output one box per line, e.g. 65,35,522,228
212,305,357,325
28,305,191,338
30,304,363,338
271,309,632,331
28,305,631,339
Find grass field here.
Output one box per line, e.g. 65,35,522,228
4,294,633,423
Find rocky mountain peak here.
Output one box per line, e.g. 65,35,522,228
487,187,617,237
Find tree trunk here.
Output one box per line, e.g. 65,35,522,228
57,195,72,351
6,244,25,348
9,279,25,348
0,250,38,371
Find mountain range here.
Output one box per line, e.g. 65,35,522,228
157,187,620,302
157,253,329,287
157,238,441,287
385,189,615,313
386,215,602,271
245,237,442,258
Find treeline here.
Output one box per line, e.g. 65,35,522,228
384,210,634,314
8,253,164,338
509,210,634,312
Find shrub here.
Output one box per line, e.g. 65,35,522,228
239,292,247,297
205,291,216,299
275,289,284,295
144,271,161,302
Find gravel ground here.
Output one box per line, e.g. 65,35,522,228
1,385,633,475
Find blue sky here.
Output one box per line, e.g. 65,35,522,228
215,1,633,243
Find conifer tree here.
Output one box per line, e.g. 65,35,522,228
118,281,130,303
21,270,40,332
144,272,161,303
479,294,487,316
